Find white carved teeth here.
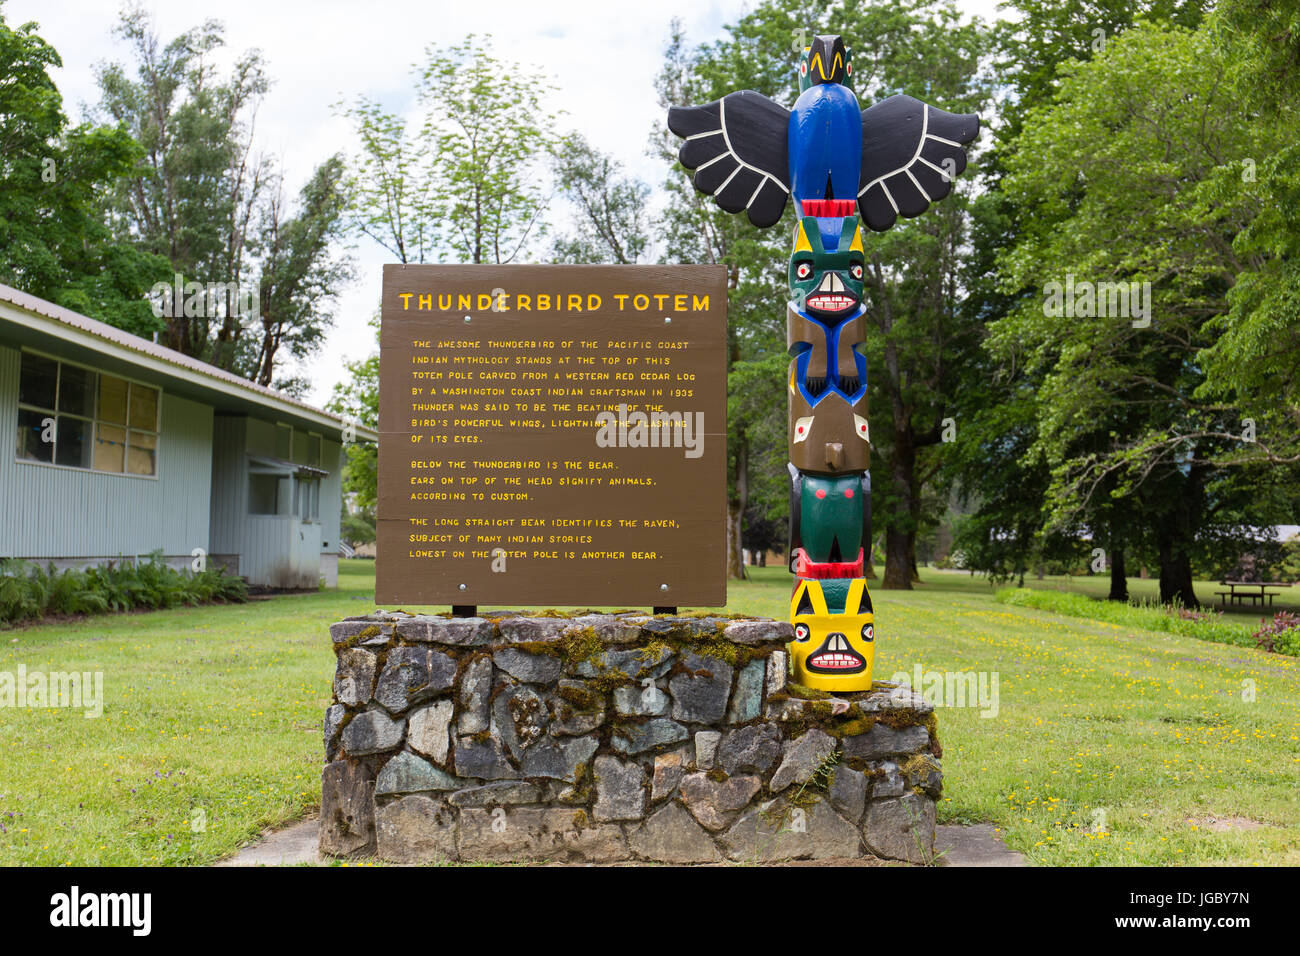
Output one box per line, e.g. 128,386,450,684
807,294,855,310
811,652,859,668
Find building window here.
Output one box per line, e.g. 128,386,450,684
295,476,321,521
15,352,160,477
248,473,287,515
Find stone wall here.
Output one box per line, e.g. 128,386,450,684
320,611,942,864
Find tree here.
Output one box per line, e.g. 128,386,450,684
0,5,170,330
950,0,1211,597
328,315,379,512
651,15,796,581
551,133,650,264
94,4,351,388
339,34,558,265
95,5,271,363
991,20,1295,606
249,156,353,392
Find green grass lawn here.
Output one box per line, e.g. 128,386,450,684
1,560,1296,865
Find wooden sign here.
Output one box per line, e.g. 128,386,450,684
375,264,728,608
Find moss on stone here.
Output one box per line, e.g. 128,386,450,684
827,716,875,738
587,667,633,694
557,626,602,665
556,683,601,711
785,681,832,700
509,639,565,658
876,708,925,730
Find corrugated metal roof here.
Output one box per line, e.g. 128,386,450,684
0,281,376,439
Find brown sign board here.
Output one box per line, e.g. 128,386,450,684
375,264,728,608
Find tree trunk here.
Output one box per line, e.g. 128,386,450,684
728,437,748,581
1108,546,1128,602
881,432,918,590
882,528,912,589
1157,535,1198,608
726,503,746,581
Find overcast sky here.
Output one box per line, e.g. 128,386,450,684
7,0,1004,406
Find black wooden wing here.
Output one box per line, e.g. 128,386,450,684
668,90,791,228
856,94,979,232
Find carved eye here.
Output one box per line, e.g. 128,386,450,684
796,262,812,279
794,623,811,642
861,624,874,642
850,263,863,280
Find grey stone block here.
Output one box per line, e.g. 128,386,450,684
718,723,782,775
841,723,930,760
726,658,766,723
333,648,377,706
863,792,937,863
592,755,647,822
374,646,457,713
456,655,493,735
375,795,456,862
611,718,689,755
493,647,564,684
678,772,762,831
669,652,734,723
341,709,404,756
320,760,376,856
628,802,720,863
769,729,838,793
458,808,629,863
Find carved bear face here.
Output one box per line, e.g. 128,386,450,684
788,216,865,319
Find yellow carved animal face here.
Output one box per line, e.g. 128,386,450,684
788,578,875,692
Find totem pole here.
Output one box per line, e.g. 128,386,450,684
668,34,978,691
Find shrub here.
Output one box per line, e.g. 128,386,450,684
0,555,247,626
1253,611,1300,656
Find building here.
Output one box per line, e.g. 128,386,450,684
0,283,377,588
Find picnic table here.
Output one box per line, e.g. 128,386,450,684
1215,580,1292,608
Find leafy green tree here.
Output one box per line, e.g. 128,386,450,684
951,0,1210,597
95,5,271,362
0,4,169,329
339,34,558,265
992,20,1294,606
95,4,351,388
651,15,795,580
249,156,354,392
327,315,379,511
1193,0,1300,471
551,133,650,264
